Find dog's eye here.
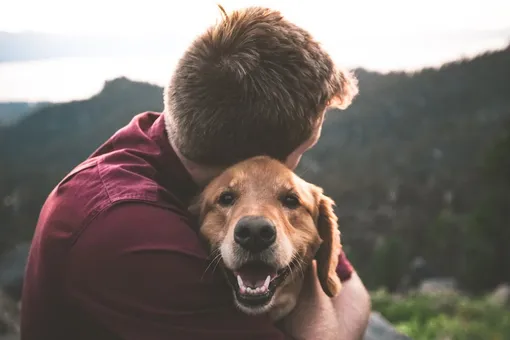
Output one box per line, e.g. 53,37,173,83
281,193,300,209
218,192,236,206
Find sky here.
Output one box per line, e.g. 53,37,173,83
2,0,509,36
0,0,509,102
2,0,509,71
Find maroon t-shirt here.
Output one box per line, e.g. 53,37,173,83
20,112,354,340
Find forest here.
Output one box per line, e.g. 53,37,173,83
1,45,509,298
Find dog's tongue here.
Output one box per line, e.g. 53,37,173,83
235,263,277,288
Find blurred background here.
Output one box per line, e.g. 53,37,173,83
0,0,509,339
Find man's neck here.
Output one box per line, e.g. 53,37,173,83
168,137,224,188
164,113,224,187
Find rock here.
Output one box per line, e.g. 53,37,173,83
487,283,510,307
418,277,457,295
0,289,20,336
0,335,19,340
0,243,30,300
363,312,412,340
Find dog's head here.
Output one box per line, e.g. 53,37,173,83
190,156,342,315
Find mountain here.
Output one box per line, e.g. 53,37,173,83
1,46,509,294
0,102,50,126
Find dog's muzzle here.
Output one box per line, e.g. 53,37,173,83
222,215,295,311
234,215,276,253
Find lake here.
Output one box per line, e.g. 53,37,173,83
0,56,180,103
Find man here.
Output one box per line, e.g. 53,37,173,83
20,6,371,340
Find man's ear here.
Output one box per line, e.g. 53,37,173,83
315,193,342,297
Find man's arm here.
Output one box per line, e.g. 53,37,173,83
333,271,372,340
282,259,371,340
64,202,293,340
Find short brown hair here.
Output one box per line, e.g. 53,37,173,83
164,6,358,167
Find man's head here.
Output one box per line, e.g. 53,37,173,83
164,6,358,169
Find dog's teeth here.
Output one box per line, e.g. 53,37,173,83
237,275,248,294
237,274,272,295
237,275,244,288
264,275,270,290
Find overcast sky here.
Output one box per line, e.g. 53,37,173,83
1,0,509,70
2,0,509,35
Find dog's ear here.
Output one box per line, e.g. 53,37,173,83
315,193,342,298
188,194,203,218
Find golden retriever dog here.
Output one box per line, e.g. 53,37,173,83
189,155,342,320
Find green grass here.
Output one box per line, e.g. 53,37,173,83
371,289,510,340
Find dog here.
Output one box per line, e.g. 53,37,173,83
189,155,343,321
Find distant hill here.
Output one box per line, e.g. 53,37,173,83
0,102,49,126
1,46,509,293
1,77,163,173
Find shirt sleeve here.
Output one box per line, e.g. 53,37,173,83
65,202,293,340
336,250,354,282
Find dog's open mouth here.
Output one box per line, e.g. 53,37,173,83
224,261,292,307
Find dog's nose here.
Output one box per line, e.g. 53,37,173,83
234,216,276,252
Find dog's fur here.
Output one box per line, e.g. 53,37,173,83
190,156,342,320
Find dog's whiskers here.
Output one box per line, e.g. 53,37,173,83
211,254,223,274
291,254,307,279
298,260,306,278
201,250,222,281
296,163,312,177
207,248,220,260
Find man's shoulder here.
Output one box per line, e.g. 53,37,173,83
43,155,163,224
51,158,205,257
76,200,209,261
38,157,193,260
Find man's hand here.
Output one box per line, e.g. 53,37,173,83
281,261,340,339
282,261,371,340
